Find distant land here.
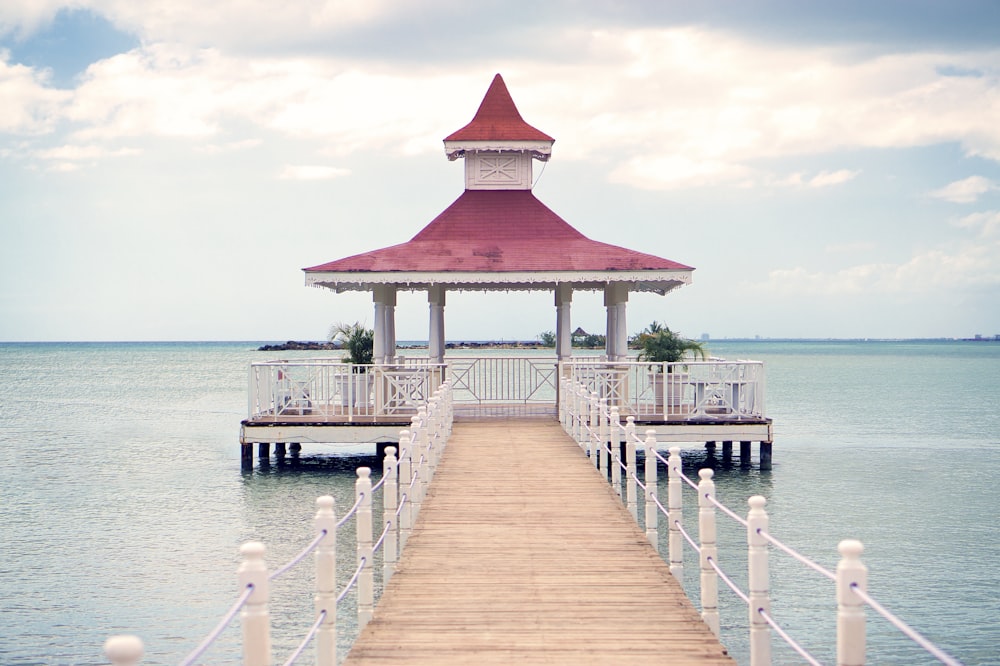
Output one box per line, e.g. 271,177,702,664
257,336,999,351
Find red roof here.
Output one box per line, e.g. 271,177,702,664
304,190,692,274
444,74,554,143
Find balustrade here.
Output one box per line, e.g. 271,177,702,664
561,388,962,666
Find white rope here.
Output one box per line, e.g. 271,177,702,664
851,584,963,666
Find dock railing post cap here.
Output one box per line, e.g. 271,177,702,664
103,635,143,665
838,539,864,558
748,495,767,510
698,468,714,481
357,467,371,479
316,495,335,511
241,541,266,558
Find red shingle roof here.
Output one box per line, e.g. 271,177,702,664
304,190,692,274
444,74,554,143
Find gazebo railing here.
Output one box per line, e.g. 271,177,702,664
248,360,446,421
563,358,766,421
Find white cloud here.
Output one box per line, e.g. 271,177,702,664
0,51,69,133
763,242,1000,296
278,164,351,180
952,210,1000,237
808,169,859,187
775,169,860,189
930,175,996,203
2,21,999,191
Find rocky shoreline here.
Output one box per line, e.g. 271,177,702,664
257,340,552,351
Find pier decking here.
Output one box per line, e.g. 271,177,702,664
343,418,734,665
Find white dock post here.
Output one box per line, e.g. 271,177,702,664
667,446,684,581
836,539,867,666
103,635,143,666
698,469,720,637
747,496,771,666
410,414,424,510
644,430,658,549
625,416,637,520
355,467,374,628
610,406,622,496
314,496,337,666
398,431,413,551
599,396,609,474
383,447,398,583
590,392,600,469
238,542,271,666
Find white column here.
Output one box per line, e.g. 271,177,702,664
428,286,446,364
616,299,628,360
604,283,629,361
555,284,573,361
372,302,386,365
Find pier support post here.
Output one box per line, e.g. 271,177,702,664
722,441,733,467
740,441,752,468
587,391,601,469
356,468,374,628
275,443,286,457
698,469,720,637
667,446,683,582
398,431,413,551
238,542,271,666
383,447,398,583
290,443,301,453
610,407,622,496
257,442,269,459
314,496,337,666
747,496,771,666
241,443,252,464
643,430,658,549
760,441,773,470
625,417,637,520
836,539,867,666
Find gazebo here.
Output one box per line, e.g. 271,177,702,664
241,75,770,467
303,74,694,365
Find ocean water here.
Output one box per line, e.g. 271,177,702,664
0,340,997,665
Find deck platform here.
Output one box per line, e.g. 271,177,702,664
343,419,734,665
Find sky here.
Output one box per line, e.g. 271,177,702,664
2,1,999,342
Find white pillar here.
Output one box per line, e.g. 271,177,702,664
372,285,397,364
555,284,573,361
616,300,628,360
428,286,446,364
604,283,629,361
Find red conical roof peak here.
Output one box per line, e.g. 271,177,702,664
444,74,554,142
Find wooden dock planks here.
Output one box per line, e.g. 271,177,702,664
343,419,734,665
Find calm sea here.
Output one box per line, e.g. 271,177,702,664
0,340,997,665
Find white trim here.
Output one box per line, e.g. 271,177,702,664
444,140,552,161
305,269,693,295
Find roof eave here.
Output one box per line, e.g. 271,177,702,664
443,140,553,162
304,269,694,295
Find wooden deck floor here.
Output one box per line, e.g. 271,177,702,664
343,419,734,665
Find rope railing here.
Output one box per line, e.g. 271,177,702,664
558,375,963,666
177,584,255,666
105,381,453,666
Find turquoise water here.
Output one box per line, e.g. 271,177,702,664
0,340,998,665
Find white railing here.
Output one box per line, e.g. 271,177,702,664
564,358,766,420
248,359,447,421
447,356,558,404
563,389,962,666
106,383,454,666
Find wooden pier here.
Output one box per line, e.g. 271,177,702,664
343,418,734,665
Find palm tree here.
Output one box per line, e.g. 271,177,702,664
328,321,374,367
633,321,706,370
